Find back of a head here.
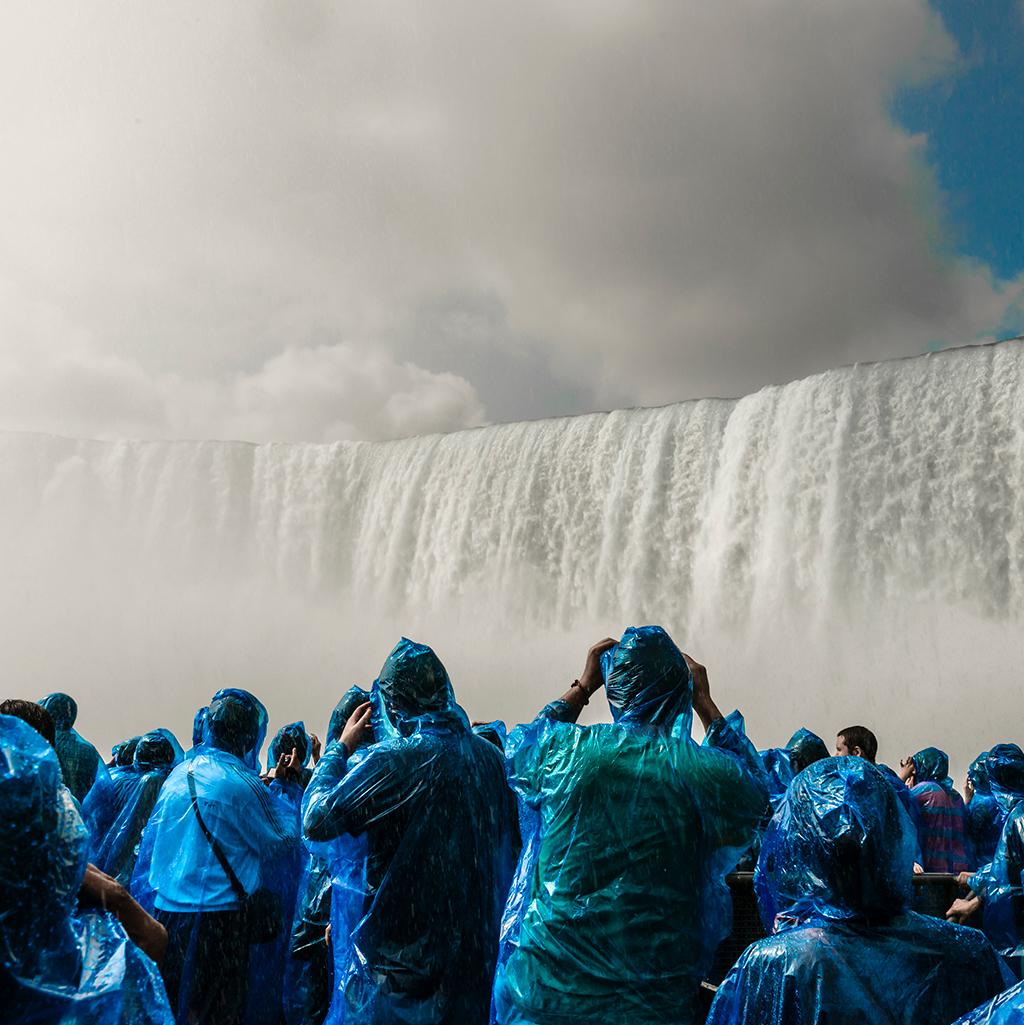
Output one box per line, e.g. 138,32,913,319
602,625,692,734
787,729,830,774
912,747,951,786
328,686,370,743
758,757,915,926
37,692,77,732
133,732,177,771
986,744,1024,811
206,689,267,765
968,751,991,794
373,638,458,736
112,735,142,767
838,725,878,763
0,699,56,747
0,715,88,932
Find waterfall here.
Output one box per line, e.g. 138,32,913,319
2,340,1022,775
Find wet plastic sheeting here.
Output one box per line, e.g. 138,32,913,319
708,757,1011,1024
492,626,768,1025
0,714,173,1024
39,691,105,803
303,638,517,1025
972,804,1024,962
132,690,301,1025
953,980,1024,1024
84,730,181,885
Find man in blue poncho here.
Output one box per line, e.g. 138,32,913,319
38,691,104,802
132,689,301,1025
834,725,924,869
707,757,1011,1025
0,713,175,1025
492,626,769,1025
303,640,518,1025
948,744,1024,972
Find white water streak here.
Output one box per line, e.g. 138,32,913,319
2,341,1022,776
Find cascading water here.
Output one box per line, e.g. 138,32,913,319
2,340,1022,776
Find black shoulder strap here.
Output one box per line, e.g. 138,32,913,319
186,765,250,904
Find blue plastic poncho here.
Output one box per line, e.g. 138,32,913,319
953,980,1024,1024
969,748,1024,870
492,625,769,1025
38,692,104,803
908,746,970,873
110,736,142,770
326,687,371,746
283,688,370,1025
708,757,1011,1025
303,639,518,1025
131,690,301,1025
972,809,1024,961
83,731,181,886
0,714,174,1025
185,707,209,760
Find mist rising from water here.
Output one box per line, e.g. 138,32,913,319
2,341,1022,778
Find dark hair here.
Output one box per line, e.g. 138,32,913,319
838,725,878,763
0,699,57,747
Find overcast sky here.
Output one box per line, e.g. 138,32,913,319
1,1,1022,443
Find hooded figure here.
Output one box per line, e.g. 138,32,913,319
0,714,174,1025
966,745,1024,965
83,731,181,886
284,687,370,1025
969,751,1008,868
906,746,970,872
269,720,314,801
760,729,830,809
131,689,301,1025
38,692,104,803
952,979,1024,1024
492,626,768,1025
708,758,1011,1025
110,736,142,771
303,640,517,1025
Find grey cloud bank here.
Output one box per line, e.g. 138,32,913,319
0,1,1021,442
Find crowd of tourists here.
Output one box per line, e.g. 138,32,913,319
1,625,1022,1024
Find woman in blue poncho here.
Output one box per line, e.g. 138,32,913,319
131,689,301,1025
492,626,769,1025
303,640,518,1025
0,713,174,1025
708,757,1011,1025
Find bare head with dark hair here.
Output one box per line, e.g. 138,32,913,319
836,725,878,763
0,699,57,747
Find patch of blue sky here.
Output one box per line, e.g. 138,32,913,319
891,0,1024,283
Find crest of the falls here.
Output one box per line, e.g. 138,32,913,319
1,340,1022,775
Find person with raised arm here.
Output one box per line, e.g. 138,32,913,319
492,625,768,1025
